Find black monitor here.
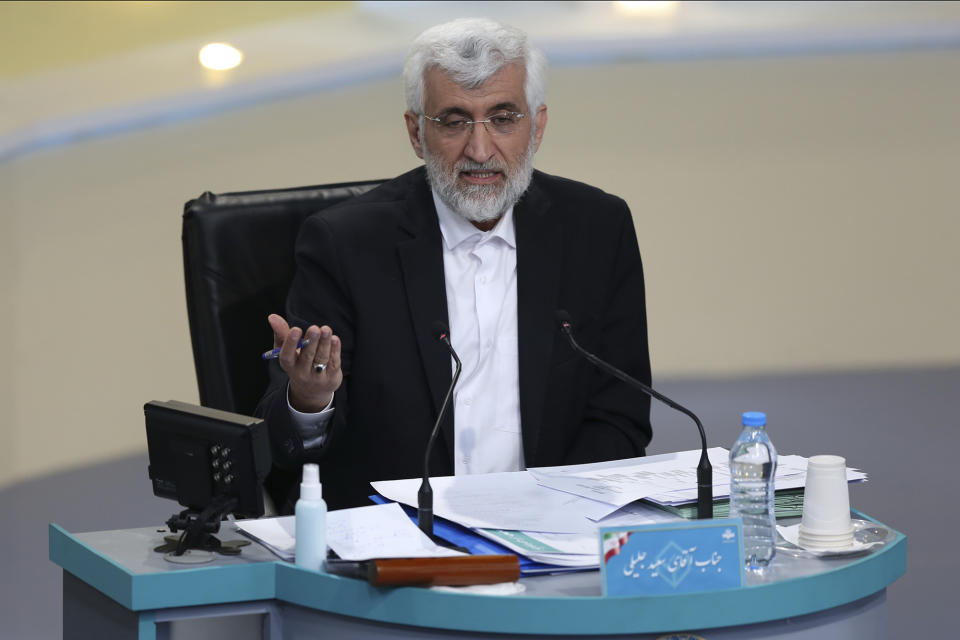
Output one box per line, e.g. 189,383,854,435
145,400,271,555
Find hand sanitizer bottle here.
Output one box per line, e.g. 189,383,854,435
295,464,327,571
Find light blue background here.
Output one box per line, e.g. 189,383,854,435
602,518,744,596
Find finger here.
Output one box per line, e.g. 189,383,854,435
294,325,322,377
327,335,342,373
313,326,333,370
268,314,291,349
277,326,304,372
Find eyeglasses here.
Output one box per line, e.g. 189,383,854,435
422,111,527,138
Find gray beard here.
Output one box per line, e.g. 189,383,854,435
423,134,536,224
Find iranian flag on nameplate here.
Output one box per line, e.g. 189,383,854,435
600,518,745,596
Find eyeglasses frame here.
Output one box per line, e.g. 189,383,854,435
421,111,528,138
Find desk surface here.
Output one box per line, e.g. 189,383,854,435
49,513,906,637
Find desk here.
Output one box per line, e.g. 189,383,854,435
49,515,905,639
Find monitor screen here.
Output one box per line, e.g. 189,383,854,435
145,400,271,518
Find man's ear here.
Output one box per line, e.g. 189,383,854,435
532,104,548,153
404,111,424,159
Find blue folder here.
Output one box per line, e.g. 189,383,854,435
368,495,575,574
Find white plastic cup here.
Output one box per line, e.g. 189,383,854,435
798,455,854,549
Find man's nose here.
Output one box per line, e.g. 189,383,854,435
462,121,496,163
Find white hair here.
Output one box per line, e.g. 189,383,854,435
403,18,547,114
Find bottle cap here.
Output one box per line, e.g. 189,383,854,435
742,411,767,427
300,463,323,501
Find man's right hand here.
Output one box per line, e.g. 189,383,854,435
268,314,343,413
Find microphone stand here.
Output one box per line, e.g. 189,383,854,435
557,312,713,519
418,323,462,538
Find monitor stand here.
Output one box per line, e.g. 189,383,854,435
154,495,250,562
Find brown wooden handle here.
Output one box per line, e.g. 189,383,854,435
369,554,520,586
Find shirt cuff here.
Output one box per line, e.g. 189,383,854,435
287,385,335,450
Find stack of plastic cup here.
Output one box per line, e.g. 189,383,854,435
798,455,854,550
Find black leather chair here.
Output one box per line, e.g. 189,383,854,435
181,179,385,418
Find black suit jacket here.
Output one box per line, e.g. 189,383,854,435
257,166,652,511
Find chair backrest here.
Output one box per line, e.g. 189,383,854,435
182,179,385,416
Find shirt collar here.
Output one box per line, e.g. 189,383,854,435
433,189,516,251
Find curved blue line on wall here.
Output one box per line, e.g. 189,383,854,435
2,25,959,165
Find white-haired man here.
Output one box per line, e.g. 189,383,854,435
258,18,652,511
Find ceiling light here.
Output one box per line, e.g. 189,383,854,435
198,43,243,71
613,1,679,16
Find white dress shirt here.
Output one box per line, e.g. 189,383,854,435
433,192,524,474
289,188,525,474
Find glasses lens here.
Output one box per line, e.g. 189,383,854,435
433,115,470,137
427,112,524,137
487,112,521,135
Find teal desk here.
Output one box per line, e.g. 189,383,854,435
49,516,905,639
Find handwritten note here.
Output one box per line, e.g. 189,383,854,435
235,502,464,562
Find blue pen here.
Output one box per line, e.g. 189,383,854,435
261,339,311,360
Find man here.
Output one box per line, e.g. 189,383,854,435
257,18,652,512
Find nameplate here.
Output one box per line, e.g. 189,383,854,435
600,518,744,596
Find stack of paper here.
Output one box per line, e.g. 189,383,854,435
529,449,866,510
648,489,807,520
371,448,868,571
371,470,682,569
235,502,464,562
236,449,869,574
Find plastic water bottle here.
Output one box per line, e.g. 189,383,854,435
295,464,327,572
728,411,778,570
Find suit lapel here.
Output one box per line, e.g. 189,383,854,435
396,170,563,467
515,174,563,465
396,174,455,455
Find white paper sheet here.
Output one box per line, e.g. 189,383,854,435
594,500,686,528
372,471,610,533
233,517,296,560
531,448,867,507
470,500,684,567
529,448,729,508
476,528,598,556
236,502,464,562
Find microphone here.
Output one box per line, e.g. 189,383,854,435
418,321,462,538
556,310,713,519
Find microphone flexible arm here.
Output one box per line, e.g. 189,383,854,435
418,325,462,537
558,313,713,519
